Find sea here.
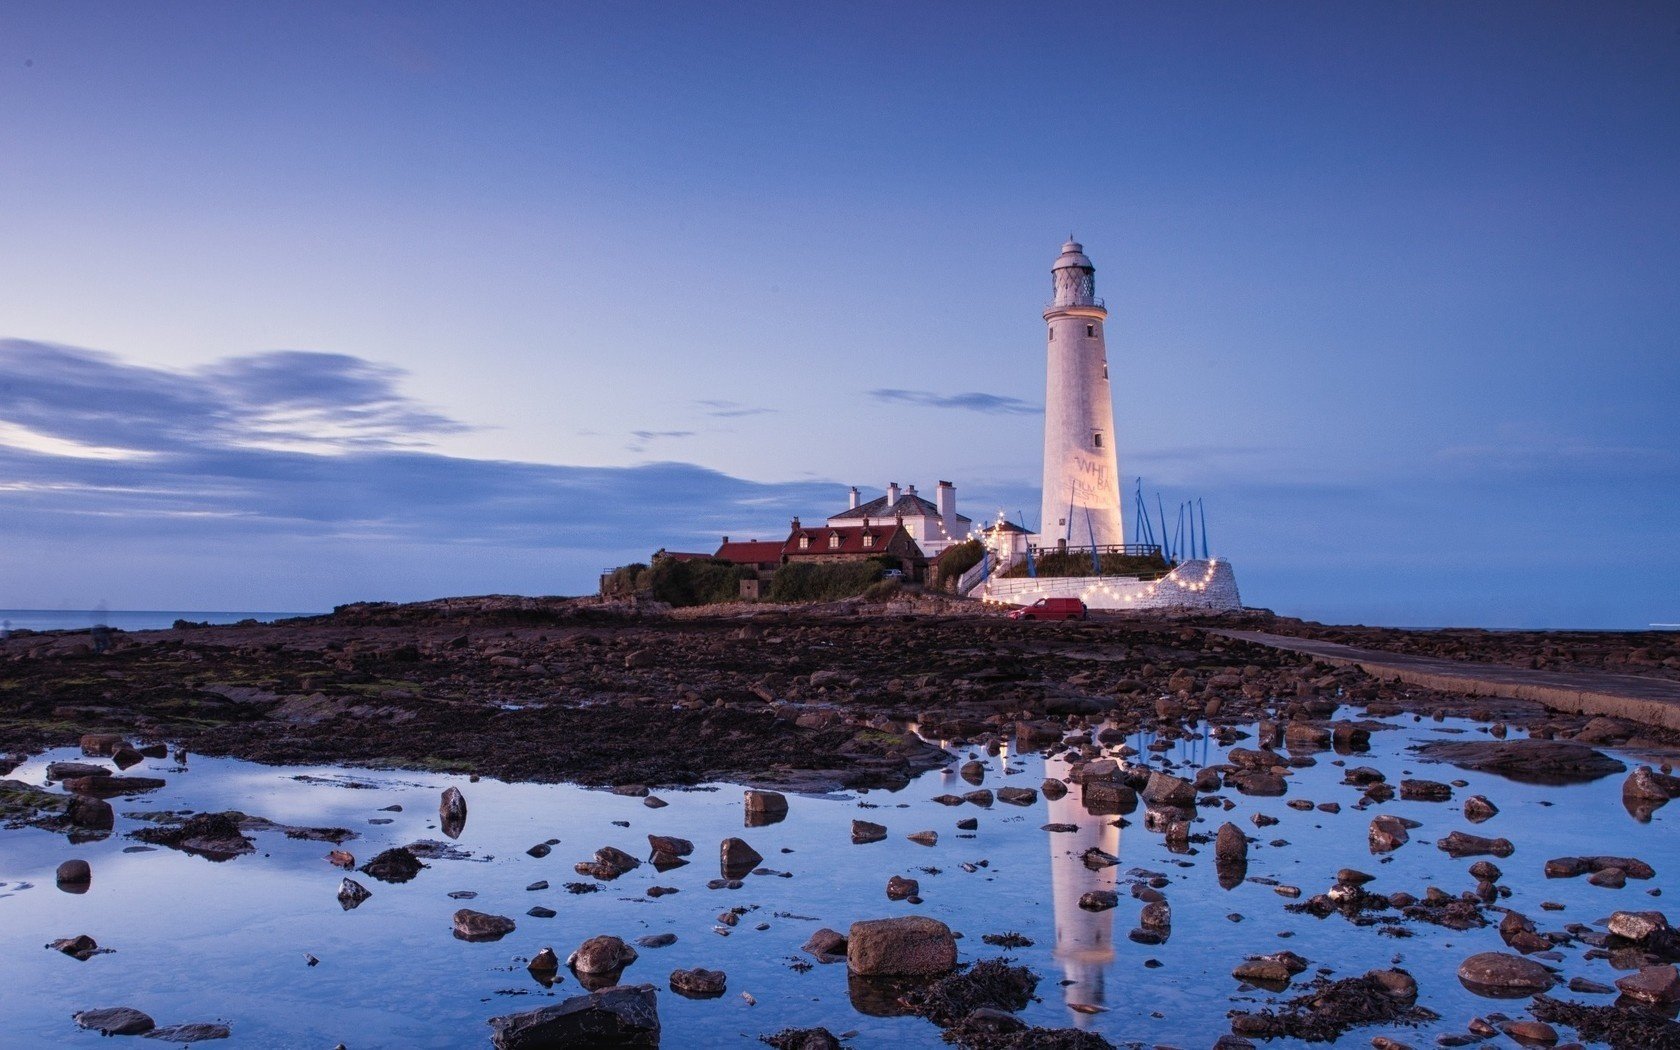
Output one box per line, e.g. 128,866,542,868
0,609,317,633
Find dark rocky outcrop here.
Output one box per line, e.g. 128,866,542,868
488,984,659,1049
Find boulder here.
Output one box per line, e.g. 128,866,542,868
1233,951,1309,985
1615,964,1680,1005
439,786,468,839
719,837,762,878
51,934,101,960
576,846,641,880
1608,910,1670,942
1624,766,1680,801
744,789,789,826
336,878,372,909
996,787,1037,806
144,1022,231,1042
1463,795,1499,822
453,910,516,942
1457,951,1555,997
1369,815,1410,853
886,875,919,901
488,984,660,1049
847,916,957,976
1141,771,1195,807
359,846,425,883
568,935,638,974
1438,831,1514,858
1078,890,1118,911
1411,739,1625,784
56,858,92,885
669,967,727,999
46,762,111,781
66,794,114,831
801,928,848,963
74,1007,155,1035
1215,822,1248,864
852,820,887,845
79,733,124,756
1400,779,1452,802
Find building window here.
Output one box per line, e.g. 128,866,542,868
1086,323,1095,337
798,536,809,550
862,534,875,548
1048,327,1054,340
1093,432,1103,448
828,534,840,549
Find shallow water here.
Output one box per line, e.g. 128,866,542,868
1,710,1674,1048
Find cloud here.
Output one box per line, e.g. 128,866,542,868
626,429,697,453
868,388,1041,415
0,341,836,557
697,399,774,418
0,340,466,455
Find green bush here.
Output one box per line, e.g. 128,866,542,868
1001,550,1171,579
647,558,756,607
934,539,985,589
600,563,651,597
768,560,890,602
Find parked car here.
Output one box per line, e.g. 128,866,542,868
880,569,905,580
1008,597,1087,621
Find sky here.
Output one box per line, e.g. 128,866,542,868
0,2,1676,627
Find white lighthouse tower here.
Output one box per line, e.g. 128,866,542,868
1039,239,1125,549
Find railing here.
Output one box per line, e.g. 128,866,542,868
956,548,1019,596
1043,297,1106,311
1029,543,1162,558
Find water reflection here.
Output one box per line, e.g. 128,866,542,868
1044,752,1118,1023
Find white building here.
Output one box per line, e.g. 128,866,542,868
1039,239,1126,549
827,481,971,558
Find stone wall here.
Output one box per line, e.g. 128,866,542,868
980,558,1241,613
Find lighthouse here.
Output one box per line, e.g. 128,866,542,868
1039,239,1125,549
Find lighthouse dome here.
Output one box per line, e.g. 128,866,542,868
1052,239,1093,270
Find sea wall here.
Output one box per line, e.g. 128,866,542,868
980,558,1242,613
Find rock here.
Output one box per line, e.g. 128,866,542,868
79,733,124,756
143,1022,231,1041
962,789,994,807
46,761,111,780
576,846,641,880
74,1007,155,1035
527,947,560,977
488,984,660,1049
719,837,762,878
439,786,468,839
956,817,978,830
56,858,92,885
66,794,115,830
1457,951,1555,996
1040,778,1068,800
846,916,957,976
1614,964,1680,1004
1140,900,1171,931
62,775,166,797
996,786,1037,806
131,812,253,858
568,935,638,974
907,830,937,847
1411,739,1625,783
1438,831,1514,858
744,789,788,826
326,849,355,868
1624,765,1680,801
111,747,144,770
1609,910,1670,941
1078,890,1118,911
1502,1020,1557,1045
1142,771,1195,807
886,875,919,901
359,846,425,883
528,906,557,919
1233,951,1308,985
1230,771,1288,796
1400,779,1452,801
1369,815,1410,853
760,1027,844,1050
635,933,676,949
452,909,516,942
336,878,371,909
1469,860,1502,882
960,760,987,785
852,820,887,844
801,928,848,963
1215,822,1248,863
1463,795,1499,822
51,934,101,960
1544,855,1655,880
669,967,727,998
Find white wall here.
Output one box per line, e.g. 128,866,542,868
980,558,1241,612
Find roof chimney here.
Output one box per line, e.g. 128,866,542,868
936,481,957,538
721,536,729,545
848,486,860,510
906,484,917,499
791,517,801,530
887,481,900,505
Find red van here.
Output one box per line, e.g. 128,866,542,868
1009,597,1088,621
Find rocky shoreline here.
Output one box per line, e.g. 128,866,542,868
3,597,1677,793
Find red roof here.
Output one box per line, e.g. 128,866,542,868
785,523,914,557
714,540,785,565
